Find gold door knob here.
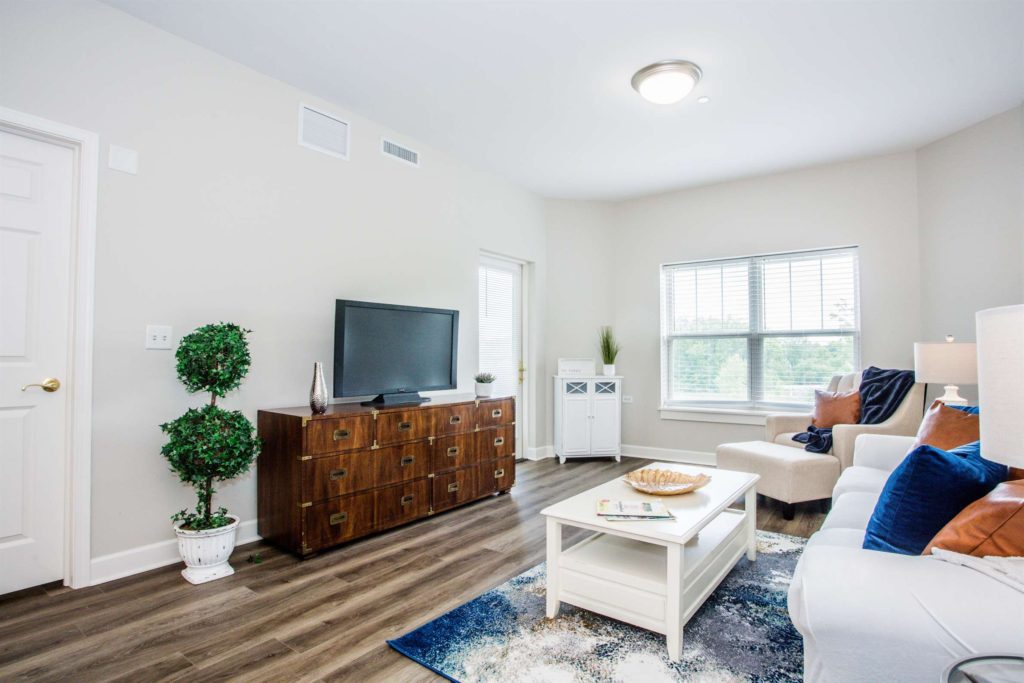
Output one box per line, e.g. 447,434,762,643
21,378,60,392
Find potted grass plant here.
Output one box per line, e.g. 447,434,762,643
161,322,260,584
475,372,496,397
599,326,621,376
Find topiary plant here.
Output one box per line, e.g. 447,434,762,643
161,323,260,530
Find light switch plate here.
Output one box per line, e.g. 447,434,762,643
108,145,139,174
145,325,173,350
622,395,634,403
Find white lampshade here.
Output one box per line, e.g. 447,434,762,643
976,305,1024,468
913,341,978,385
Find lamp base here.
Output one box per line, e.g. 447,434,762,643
936,385,968,406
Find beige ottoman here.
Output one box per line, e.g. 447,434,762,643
716,440,840,519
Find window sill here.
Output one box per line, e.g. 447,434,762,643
658,406,770,426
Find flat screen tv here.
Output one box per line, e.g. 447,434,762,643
334,300,459,405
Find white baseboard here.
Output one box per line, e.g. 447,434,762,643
90,519,260,586
525,445,554,461
621,443,716,466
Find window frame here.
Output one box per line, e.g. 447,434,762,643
660,246,861,412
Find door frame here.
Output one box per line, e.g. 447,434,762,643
0,107,98,589
479,251,529,461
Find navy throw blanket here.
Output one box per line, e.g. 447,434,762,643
792,366,916,453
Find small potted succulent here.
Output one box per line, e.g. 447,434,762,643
475,372,496,397
600,326,621,376
161,323,261,585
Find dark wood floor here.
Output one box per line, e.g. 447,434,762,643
0,458,824,682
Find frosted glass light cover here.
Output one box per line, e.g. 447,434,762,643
913,341,978,385
976,305,1024,468
637,70,697,104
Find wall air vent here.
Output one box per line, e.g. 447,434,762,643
381,138,419,167
299,104,350,159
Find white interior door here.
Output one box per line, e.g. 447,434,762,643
0,129,74,594
478,255,525,454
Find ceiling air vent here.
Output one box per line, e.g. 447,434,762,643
381,138,419,167
299,104,349,159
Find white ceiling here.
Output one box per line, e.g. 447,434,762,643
104,0,1024,200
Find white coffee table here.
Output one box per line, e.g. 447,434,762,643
540,462,759,661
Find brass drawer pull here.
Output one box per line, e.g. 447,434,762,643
494,437,505,447
400,455,415,466
447,446,459,457
495,468,505,478
447,482,460,493
333,428,351,441
398,421,412,431
329,468,347,480
449,415,461,424
401,494,415,506
491,408,502,418
329,511,348,525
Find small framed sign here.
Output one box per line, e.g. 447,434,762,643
557,358,596,377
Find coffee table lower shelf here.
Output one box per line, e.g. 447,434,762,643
548,509,749,659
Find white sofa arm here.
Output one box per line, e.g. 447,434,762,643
765,412,812,442
832,424,918,470
789,546,1024,683
851,434,916,472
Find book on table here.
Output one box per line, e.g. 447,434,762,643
596,499,675,521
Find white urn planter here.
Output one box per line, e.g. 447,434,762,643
475,381,495,397
603,364,616,376
174,515,240,585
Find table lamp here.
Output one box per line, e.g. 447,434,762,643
976,304,1024,469
913,336,978,406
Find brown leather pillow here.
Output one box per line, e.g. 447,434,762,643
811,390,860,428
924,479,1024,557
914,400,980,450
1009,467,1024,481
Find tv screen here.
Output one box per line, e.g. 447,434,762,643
334,300,459,400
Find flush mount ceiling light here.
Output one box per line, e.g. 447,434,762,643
631,60,703,105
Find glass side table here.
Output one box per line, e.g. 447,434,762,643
944,654,1024,683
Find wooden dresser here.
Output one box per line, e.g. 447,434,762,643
257,395,516,557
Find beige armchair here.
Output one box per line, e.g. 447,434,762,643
765,372,925,470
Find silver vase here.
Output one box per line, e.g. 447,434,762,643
309,362,328,414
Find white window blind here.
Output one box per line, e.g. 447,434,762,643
661,247,860,409
478,258,522,400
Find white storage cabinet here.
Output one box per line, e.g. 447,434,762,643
552,375,622,464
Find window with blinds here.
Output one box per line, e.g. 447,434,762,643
478,258,522,400
661,247,860,409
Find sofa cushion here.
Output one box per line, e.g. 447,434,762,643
924,479,1024,557
822,492,878,531
915,400,980,450
812,389,860,428
805,527,866,550
833,465,890,500
863,441,1008,555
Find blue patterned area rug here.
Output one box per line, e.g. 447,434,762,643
388,531,805,682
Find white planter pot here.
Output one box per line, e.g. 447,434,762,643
475,382,495,397
603,364,616,376
173,515,239,585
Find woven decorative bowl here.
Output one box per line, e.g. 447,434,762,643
622,469,712,496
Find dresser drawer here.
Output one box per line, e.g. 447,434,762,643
373,443,430,486
376,479,430,530
431,467,478,513
431,433,477,472
303,450,375,502
475,425,514,460
477,456,515,496
305,491,375,549
434,403,476,436
476,398,514,429
376,409,433,446
305,415,374,455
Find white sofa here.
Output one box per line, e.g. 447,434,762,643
788,434,1024,682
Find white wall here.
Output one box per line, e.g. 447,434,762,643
0,0,548,563
917,105,1024,342
542,200,616,448
611,153,921,452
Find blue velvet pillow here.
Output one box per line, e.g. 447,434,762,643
950,404,980,415
863,441,1007,555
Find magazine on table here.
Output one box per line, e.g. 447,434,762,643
596,499,675,521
